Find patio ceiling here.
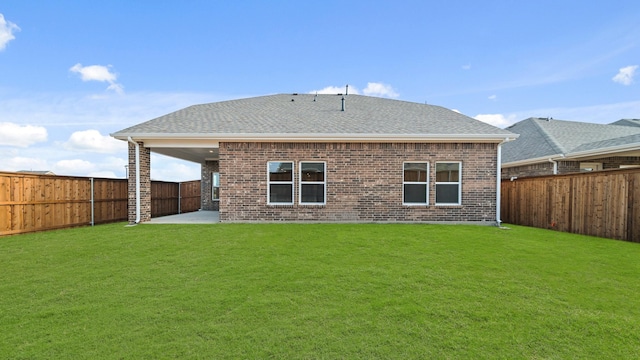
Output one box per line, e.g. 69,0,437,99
151,147,219,163
139,138,220,163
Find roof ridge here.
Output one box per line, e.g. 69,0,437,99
529,118,567,155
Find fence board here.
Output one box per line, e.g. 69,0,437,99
1,171,202,236
502,168,640,242
180,180,201,213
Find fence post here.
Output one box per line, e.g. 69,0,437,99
178,182,181,214
90,177,94,226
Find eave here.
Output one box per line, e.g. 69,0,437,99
112,132,518,144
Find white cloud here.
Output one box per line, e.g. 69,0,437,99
53,159,96,175
0,156,49,172
63,129,124,153
612,65,638,85
150,155,200,182
488,95,497,100
362,82,399,98
70,63,124,93
0,14,20,51
0,122,48,147
87,170,119,178
309,82,399,98
474,114,517,128
462,64,471,70
309,85,357,95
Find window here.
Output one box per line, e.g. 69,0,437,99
580,162,602,172
299,161,326,205
435,162,461,205
211,172,220,201
403,162,429,205
268,161,294,205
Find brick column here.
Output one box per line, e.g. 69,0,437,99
128,141,152,224
201,160,220,211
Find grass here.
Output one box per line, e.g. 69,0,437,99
1,223,639,359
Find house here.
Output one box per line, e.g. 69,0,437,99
111,93,517,224
501,117,640,179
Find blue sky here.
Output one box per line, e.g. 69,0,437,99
1,1,639,181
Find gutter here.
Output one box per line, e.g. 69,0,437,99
502,153,565,168
113,132,517,143
127,137,141,224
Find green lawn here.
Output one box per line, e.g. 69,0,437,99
1,223,639,359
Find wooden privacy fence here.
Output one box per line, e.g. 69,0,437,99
501,168,640,242
0,172,201,236
151,180,201,217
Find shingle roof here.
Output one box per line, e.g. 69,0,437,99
112,94,514,140
610,119,640,127
502,117,640,163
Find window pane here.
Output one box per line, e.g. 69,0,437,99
436,184,459,204
212,172,220,187
269,184,292,203
301,184,324,203
269,162,293,181
404,184,427,203
301,162,325,182
436,163,460,182
404,163,428,182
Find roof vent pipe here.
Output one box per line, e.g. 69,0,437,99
345,84,349,95
314,92,317,102
341,96,345,111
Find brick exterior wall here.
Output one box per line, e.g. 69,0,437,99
128,141,151,224
219,142,498,223
502,156,640,179
201,160,220,211
502,162,555,179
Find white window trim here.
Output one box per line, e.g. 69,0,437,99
299,161,327,206
403,161,429,206
267,161,294,205
435,161,462,206
211,172,220,201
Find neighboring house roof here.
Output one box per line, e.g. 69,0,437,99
502,117,640,166
17,170,56,175
610,118,640,127
112,94,516,163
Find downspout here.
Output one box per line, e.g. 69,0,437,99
548,158,558,175
127,137,141,224
496,138,515,226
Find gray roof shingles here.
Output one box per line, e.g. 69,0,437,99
503,117,640,163
610,119,640,127
112,94,514,138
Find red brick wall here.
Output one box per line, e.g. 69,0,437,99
219,142,498,223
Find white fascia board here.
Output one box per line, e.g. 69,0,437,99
114,132,518,143
502,154,565,168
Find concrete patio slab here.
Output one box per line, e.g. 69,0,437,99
147,211,219,224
